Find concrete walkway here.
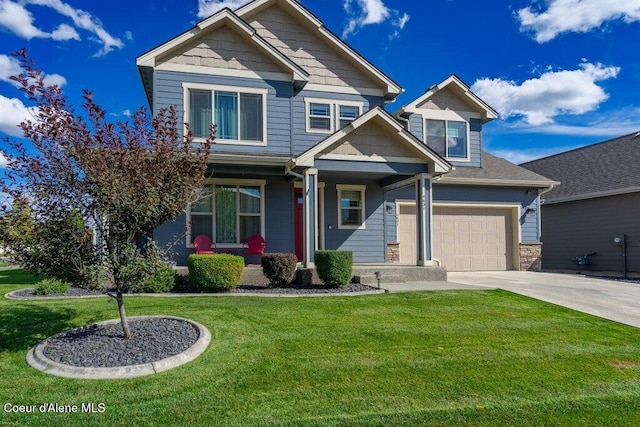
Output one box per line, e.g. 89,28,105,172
388,271,640,329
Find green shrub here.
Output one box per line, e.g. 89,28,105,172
315,250,353,288
188,254,245,292
261,253,298,287
135,265,175,293
34,278,70,295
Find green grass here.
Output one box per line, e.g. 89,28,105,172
2,268,640,426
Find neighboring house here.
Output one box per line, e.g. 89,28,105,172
521,132,640,274
137,0,556,272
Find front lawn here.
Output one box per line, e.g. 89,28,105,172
2,268,640,426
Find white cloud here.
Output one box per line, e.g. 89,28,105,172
471,62,620,126
0,0,47,39
518,0,640,42
122,109,131,117
490,147,580,164
343,0,410,38
0,93,37,137
0,0,123,56
0,152,7,167
197,0,251,18
0,54,66,88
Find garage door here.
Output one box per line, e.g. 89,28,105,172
433,206,514,271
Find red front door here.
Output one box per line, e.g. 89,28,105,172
294,188,304,262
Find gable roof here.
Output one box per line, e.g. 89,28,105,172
521,132,640,203
397,74,498,123
438,152,558,188
136,8,310,106
293,106,451,174
236,0,402,100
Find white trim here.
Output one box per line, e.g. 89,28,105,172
183,82,268,146
304,83,385,98
424,118,471,162
336,184,366,230
208,153,290,166
420,110,480,121
304,97,364,134
318,154,426,164
294,181,326,250
435,176,559,188
186,179,266,248
432,201,521,270
398,75,498,121
158,62,291,82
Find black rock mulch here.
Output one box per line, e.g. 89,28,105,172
42,317,200,368
10,287,105,299
233,283,380,294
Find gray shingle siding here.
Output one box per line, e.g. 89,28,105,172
154,70,293,155
540,192,640,273
408,113,423,142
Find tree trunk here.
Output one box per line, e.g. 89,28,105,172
116,291,131,340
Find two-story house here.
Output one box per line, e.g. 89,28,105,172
136,0,556,272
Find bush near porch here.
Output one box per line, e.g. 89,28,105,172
315,250,353,288
187,254,245,291
261,253,298,287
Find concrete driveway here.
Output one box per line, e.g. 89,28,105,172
448,271,640,328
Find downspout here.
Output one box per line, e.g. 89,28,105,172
537,184,557,242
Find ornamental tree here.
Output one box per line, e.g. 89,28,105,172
0,49,214,339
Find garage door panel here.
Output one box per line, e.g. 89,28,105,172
433,207,514,272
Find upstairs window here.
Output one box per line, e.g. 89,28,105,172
425,119,468,160
305,98,364,133
185,84,267,145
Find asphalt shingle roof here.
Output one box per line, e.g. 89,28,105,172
521,132,640,202
440,152,557,186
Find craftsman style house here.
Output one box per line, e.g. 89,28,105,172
137,0,556,271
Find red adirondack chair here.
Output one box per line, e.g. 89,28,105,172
242,234,266,255
193,235,216,254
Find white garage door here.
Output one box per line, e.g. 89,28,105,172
433,206,514,271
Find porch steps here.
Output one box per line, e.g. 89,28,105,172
352,266,447,284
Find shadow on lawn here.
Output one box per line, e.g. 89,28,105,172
0,268,39,286
0,304,78,352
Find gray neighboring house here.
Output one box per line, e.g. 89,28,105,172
521,132,640,274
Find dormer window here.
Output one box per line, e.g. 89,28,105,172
425,119,469,160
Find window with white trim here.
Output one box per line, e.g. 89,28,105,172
305,98,363,133
185,84,267,144
187,180,265,246
425,119,468,159
337,184,366,229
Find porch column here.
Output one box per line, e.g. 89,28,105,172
415,173,433,266
303,168,318,268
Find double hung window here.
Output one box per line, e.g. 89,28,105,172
337,185,366,229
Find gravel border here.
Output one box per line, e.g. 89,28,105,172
7,283,385,300
26,316,211,379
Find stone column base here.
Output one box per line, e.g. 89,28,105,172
519,243,542,271
387,243,400,263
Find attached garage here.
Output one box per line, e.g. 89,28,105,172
397,203,519,271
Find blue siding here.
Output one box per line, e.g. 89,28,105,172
154,175,295,266
315,159,428,175
291,89,384,155
322,178,386,263
408,113,423,141
154,70,293,155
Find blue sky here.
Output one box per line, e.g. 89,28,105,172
1,0,639,168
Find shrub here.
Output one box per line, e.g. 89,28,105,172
261,253,298,287
315,250,353,288
34,278,70,295
135,265,175,293
188,254,245,292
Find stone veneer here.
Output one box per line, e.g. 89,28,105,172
387,243,400,263
520,243,542,271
